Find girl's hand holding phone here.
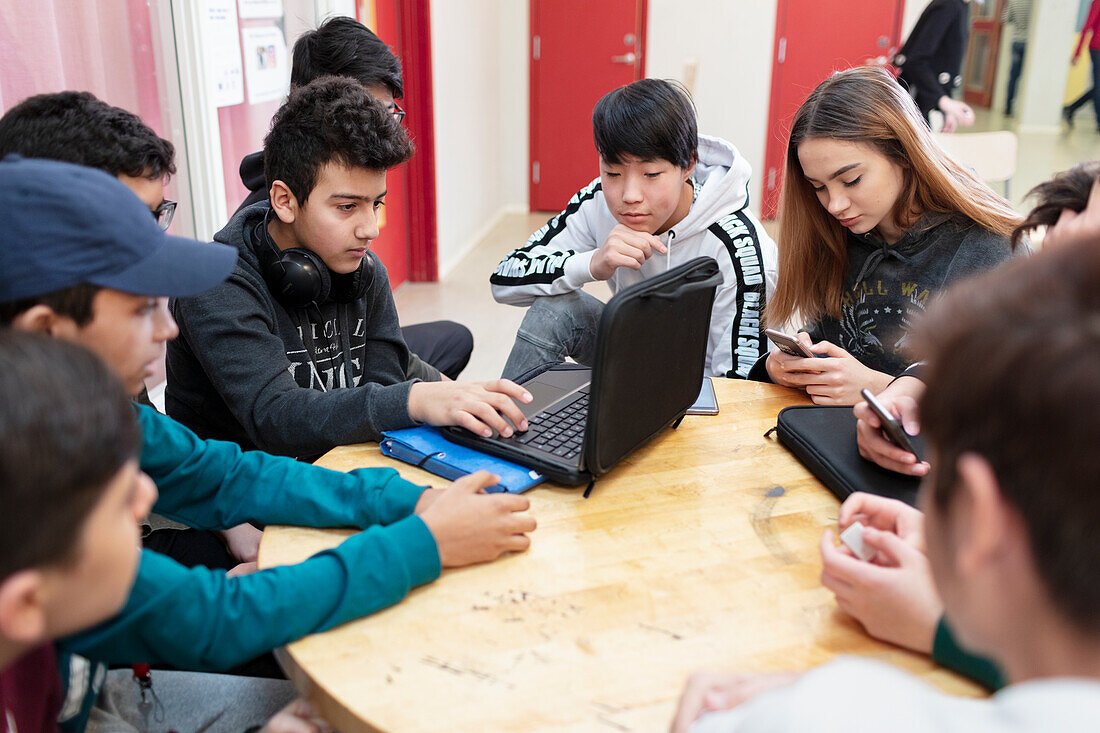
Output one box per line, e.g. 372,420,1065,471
765,331,825,386
766,334,891,404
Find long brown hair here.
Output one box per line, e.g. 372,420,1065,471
768,67,1021,327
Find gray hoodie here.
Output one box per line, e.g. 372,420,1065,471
805,213,1021,375
490,135,779,379
166,202,418,459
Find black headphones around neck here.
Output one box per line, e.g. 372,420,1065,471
256,208,376,308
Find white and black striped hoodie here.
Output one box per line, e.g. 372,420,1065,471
490,135,778,379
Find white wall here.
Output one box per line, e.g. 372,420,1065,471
429,0,528,277
645,0,778,214
1019,0,1079,131
498,1,530,210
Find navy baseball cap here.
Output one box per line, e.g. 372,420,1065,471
0,155,237,303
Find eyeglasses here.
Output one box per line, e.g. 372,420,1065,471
153,200,177,230
389,100,406,124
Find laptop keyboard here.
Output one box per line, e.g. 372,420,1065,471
510,392,588,460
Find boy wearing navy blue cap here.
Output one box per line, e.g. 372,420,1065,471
0,156,536,729
0,89,266,585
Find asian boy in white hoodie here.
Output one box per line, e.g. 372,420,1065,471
490,79,778,380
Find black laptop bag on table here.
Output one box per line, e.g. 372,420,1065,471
773,405,925,507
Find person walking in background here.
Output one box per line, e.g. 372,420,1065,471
1002,0,1033,116
893,0,976,133
1064,0,1100,130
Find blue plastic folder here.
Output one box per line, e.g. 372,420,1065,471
380,426,545,493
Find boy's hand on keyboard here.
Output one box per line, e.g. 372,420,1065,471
419,470,537,567
408,379,532,437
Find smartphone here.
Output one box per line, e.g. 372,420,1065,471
764,328,817,359
859,388,921,458
686,376,719,415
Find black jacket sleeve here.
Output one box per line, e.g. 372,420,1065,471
898,1,965,116
169,270,416,458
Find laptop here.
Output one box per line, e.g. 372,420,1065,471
444,257,722,486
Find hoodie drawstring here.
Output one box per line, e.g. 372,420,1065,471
852,240,914,286
340,308,354,388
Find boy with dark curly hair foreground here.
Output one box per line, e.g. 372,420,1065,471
672,232,1100,732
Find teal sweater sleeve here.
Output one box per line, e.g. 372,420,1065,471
57,518,440,669
931,615,1006,691
136,404,426,529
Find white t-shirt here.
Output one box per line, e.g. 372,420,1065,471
691,657,1100,733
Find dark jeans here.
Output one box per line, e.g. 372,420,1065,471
1066,48,1100,126
1005,41,1026,114
401,320,473,379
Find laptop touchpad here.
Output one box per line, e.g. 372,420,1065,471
520,369,592,419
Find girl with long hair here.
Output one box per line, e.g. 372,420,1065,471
758,67,1022,404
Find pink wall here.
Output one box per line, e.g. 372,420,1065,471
0,2,182,222
0,2,164,136
216,14,288,213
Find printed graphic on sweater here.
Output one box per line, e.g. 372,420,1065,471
490,180,601,286
838,279,930,362
288,316,367,390
709,211,767,378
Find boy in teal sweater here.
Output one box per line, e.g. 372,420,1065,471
0,156,535,727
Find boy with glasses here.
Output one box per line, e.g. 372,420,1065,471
0,91,177,229
236,15,472,380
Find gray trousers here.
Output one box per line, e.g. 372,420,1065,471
87,669,297,733
501,291,605,380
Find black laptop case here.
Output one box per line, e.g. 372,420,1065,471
445,256,722,486
581,256,721,478
774,405,924,506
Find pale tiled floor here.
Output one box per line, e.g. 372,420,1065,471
971,106,1100,210
396,117,1100,383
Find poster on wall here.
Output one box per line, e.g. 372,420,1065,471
241,26,290,105
200,0,244,107
238,0,284,19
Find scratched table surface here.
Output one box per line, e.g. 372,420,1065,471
259,380,981,732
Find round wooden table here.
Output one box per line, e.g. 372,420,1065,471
259,380,980,731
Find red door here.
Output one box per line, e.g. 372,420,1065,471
359,0,439,284
529,0,646,211
762,0,904,219
962,0,1004,107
